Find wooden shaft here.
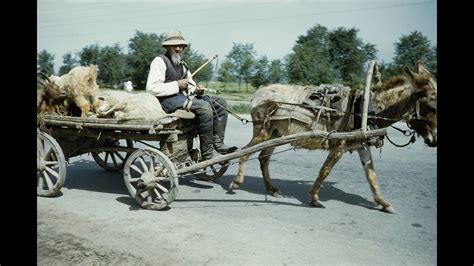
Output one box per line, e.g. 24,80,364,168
188,55,218,79
176,127,387,175
361,60,376,131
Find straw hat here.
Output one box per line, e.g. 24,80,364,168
162,31,188,47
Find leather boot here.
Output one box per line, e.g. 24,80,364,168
213,122,238,155
199,130,215,161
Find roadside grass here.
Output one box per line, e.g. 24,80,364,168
205,81,255,102
226,103,251,114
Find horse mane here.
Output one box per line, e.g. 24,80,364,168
372,75,406,92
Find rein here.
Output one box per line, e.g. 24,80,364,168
270,100,426,148
269,100,400,122
387,124,416,147
203,93,252,124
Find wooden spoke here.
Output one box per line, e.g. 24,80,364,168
149,157,154,172
113,151,125,161
104,152,110,164
153,188,163,199
37,131,66,197
194,162,229,182
110,152,118,167
92,139,133,171
42,170,54,190
134,188,144,198
44,161,58,166
38,174,44,189
45,166,60,178
123,148,177,210
155,176,168,182
138,157,148,171
44,147,54,161
154,166,165,176
156,183,169,193
130,164,143,175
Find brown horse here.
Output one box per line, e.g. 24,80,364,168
229,61,437,213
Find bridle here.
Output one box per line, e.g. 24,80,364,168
401,97,436,125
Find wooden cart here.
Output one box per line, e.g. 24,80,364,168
37,112,229,209
37,112,387,210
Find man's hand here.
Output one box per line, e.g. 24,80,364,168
177,79,189,91
195,85,205,95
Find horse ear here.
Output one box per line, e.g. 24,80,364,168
403,65,424,88
403,65,415,80
416,60,433,77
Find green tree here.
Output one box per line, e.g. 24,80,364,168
377,61,399,82
287,25,336,85
127,31,166,90
288,45,336,85
37,50,55,75
328,27,377,87
77,43,128,87
58,52,78,75
393,31,437,75
251,56,269,89
217,60,234,90
78,44,101,66
98,44,127,87
225,42,257,88
268,59,286,84
287,24,377,88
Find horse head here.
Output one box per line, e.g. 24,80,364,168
403,61,437,147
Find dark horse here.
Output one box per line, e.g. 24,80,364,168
229,61,437,213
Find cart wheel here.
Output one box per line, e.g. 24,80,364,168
194,162,229,182
124,148,178,210
92,139,133,171
37,131,66,197
191,146,229,181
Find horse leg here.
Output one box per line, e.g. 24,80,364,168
357,147,395,214
258,146,281,196
229,123,270,191
309,148,344,208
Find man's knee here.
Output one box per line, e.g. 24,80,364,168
213,97,228,109
192,100,213,119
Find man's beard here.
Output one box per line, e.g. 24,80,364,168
171,53,182,66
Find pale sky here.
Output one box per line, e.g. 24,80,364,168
37,0,437,73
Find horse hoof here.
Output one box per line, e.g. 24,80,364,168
310,200,325,208
272,190,282,198
382,205,396,214
228,181,240,191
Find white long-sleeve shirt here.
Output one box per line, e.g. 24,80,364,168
145,56,196,97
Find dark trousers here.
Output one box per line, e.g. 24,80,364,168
159,94,228,135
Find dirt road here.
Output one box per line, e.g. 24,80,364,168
37,115,437,265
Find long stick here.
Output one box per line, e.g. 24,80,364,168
188,55,218,79
176,127,387,175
